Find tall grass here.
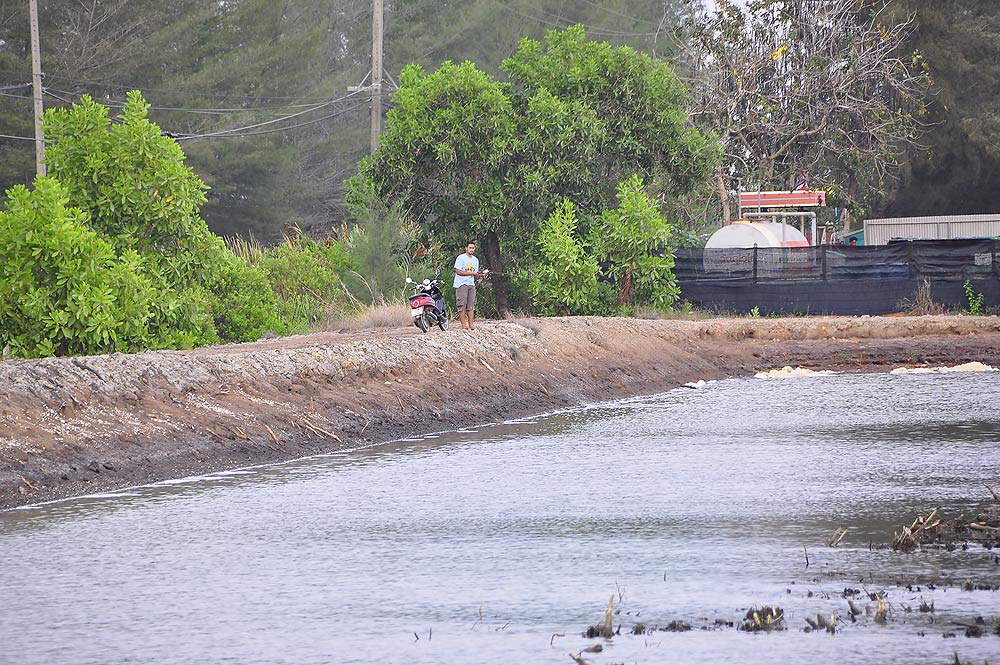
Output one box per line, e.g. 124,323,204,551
315,301,411,333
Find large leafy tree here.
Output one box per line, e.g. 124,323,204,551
352,26,716,312
1,0,699,240
885,1,1000,216
685,0,931,221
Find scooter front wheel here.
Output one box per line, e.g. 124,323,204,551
438,315,448,331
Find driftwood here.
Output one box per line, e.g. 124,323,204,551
892,486,1000,551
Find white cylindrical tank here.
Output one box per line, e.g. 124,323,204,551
705,221,809,248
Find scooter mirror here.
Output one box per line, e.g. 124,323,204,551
405,277,413,284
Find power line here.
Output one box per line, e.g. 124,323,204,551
43,86,334,116
174,90,367,139
37,72,336,103
176,101,370,140
575,0,664,28
0,133,39,141
491,0,664,38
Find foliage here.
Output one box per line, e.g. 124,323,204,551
208,258,285,341
344,179,422,303
0,177,159,358
529,200,601,315
885,2,1000,216
963,279,985,316
44,92,209,255
592,175,679,307
503,26,718,203
684,0,931,219
226,230,361,332
352,26,716,313
3,2,1000,229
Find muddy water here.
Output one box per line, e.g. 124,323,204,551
2,372,1000,664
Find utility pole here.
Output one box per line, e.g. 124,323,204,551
28,0,45,176
347,0,385,155
369,0,383,154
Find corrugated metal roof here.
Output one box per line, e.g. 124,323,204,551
863,214,1000,245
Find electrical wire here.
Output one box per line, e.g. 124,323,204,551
0,133,38,141
174,90,366,139
491,0,664,38
176,100,370,140
575,0,664,28
42,86,334,115
38,72,339,103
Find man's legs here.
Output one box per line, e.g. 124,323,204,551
456,285,470,329
467,286,477,329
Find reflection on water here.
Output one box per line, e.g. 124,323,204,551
2,372,1000,665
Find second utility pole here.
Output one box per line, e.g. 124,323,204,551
369,0,383,154
28,0,45,176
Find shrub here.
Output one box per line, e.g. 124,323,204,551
592,174,679,308
529,199,601,315
0,177,159,357
42,91,280,346
44,91,209,254
254,233,355,330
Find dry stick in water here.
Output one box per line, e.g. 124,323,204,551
602,594,615,639
985,483,1000,504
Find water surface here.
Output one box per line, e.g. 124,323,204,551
2,371,1000,664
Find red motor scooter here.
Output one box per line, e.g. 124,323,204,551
405,277,448,332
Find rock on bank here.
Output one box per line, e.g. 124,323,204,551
3,315,1000,509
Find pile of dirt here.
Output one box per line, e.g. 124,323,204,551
3,315,1000,510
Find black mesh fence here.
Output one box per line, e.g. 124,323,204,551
675,239,1000,315
675,239,999,283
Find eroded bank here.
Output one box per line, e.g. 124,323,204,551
3,315,1000,509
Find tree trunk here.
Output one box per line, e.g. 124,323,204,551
481,229,510,317
716,166,732,224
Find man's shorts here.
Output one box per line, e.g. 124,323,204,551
455,284,477,312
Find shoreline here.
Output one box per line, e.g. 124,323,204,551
3,315,1000,510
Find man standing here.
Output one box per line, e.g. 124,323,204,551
453,242,483,330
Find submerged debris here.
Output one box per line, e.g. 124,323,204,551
583,595,617,639
892,485,1000,552
738,606,785,632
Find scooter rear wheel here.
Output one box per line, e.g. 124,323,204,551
415,316,428,333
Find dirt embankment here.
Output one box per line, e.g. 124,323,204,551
3,315,1000,510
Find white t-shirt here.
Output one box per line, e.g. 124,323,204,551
453,253,479,288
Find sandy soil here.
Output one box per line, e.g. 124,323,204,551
3,315,1000,510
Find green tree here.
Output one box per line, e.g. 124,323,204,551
352,26,715,313
884,1,1000,216
43,91,281,344
592,175,679,307
529,199,600,315
0,177,160,358
1,0,700,239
